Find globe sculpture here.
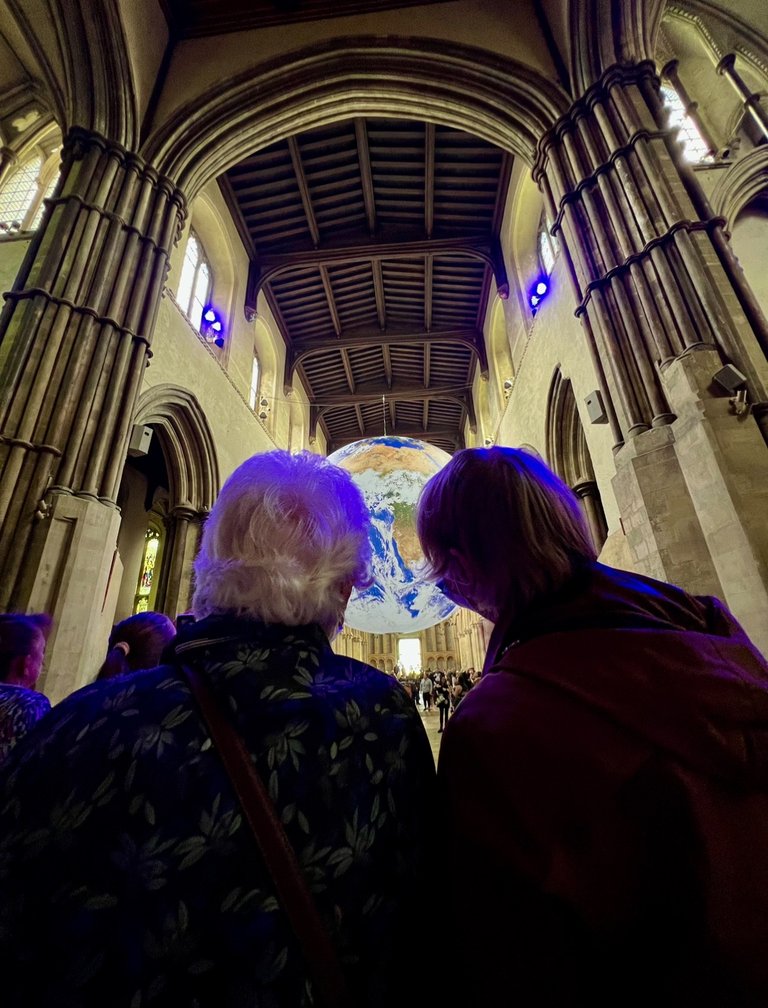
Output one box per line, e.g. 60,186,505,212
327,436,457,634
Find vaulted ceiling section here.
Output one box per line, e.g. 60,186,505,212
222,116,512,454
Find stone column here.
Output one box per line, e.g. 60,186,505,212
717,54,768,141
0,127,186,694
533,62,768,452
572,479,608,552
533,62,768,649
661,60,718,157
0,147,18,194
156,506,205,618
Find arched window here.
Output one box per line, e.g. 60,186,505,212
249,353,261,410
134,526,162,613
538,217,557,276
177,230,212,331
29,173,59,230
0,157,42,233
660,85,713,163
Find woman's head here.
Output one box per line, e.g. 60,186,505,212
96,611,176,681
0,613,51,689
416,447,596,622
192,450,372,636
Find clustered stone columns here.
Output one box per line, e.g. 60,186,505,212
534,63,768,652
156,506,207,618
0,126,186,690
534,61,768,449
717,54,768,142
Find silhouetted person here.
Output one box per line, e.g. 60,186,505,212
0,450,437,1007
0,613,51,764
417,446,768,1008
96,611,176,680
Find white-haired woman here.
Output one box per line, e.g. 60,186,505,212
1,450,438,1008
417,446,768,1008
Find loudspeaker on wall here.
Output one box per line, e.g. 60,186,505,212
127,424,153,458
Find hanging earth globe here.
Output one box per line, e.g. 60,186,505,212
327,436,457,633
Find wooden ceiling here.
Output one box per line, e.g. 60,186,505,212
222,116,511,454
163,0,449,36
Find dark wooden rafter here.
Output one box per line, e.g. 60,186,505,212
288,136,320,246
372,259,386,327
354,117,376,234
319,264,341,334
329,427,465,453
253,234,505,293
284,326,488,390
424,254,433,330
382,344,393,388
424,122,435,238
225,116,510,453
341,348,355,392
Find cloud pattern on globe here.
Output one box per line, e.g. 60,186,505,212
327,436,457,634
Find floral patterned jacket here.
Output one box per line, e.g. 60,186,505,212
0,683,50,765
0,616,438,1007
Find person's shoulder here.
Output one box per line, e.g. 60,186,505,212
0,683,50,714
5,665,184,768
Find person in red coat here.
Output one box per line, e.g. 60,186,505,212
416,445,768,1007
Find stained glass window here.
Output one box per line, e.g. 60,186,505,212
177,230,212,332
134,528,161,614
0,158,41,233
661,86,713,163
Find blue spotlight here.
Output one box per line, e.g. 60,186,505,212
529,276,550,314
201,306,225,348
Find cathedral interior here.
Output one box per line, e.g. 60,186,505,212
0,0,767,701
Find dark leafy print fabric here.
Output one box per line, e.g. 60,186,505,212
0,684,50,765
0,617,438,1007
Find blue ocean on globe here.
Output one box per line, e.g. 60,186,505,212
327,436,457,634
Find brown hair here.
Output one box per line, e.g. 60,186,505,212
96,611,176,681
0,613,52,683
416,447,596,620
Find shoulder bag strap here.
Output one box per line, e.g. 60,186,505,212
179,662,351,1008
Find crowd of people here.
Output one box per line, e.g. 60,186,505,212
2,444,768,1006
398,667,479,731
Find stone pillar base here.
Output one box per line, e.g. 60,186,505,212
21,492,122,702
612,349,768,655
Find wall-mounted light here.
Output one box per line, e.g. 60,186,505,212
201,306,224,347
529,276,550,314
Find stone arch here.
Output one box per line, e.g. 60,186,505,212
711,145,768,226
141,37,570,198
1,0,140,147
565,0,665,96
133,385,220,512
546,367,608,550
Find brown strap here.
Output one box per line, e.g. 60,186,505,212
179,663,351,1008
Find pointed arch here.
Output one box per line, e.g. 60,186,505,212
546,367,608,551
566,0,666,95
1,0,141,146
711,145,768,226
546,368,593,485
141,37,570,198
133,385,220,512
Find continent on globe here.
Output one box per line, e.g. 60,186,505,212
327,436,457,634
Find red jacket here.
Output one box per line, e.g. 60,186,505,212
438,562,768,1007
